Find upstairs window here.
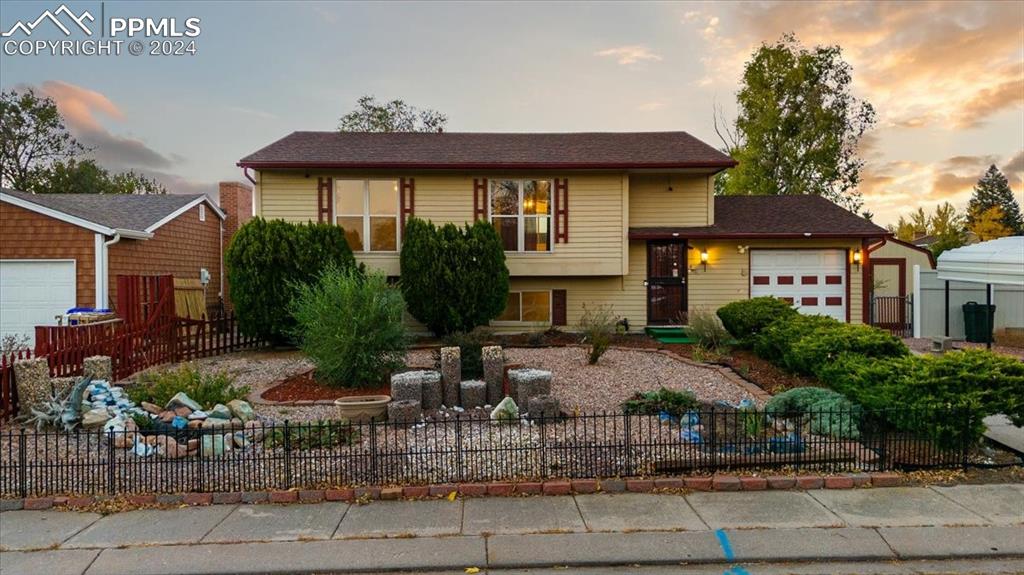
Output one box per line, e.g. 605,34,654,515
335,179,399,252
489,179,551,252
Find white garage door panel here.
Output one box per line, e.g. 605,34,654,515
750,249,847,322
1,260,77,347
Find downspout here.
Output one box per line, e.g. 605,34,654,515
219,219,224,300
242,167,256,185
101,232,122,309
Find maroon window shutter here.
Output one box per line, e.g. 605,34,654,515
552,289,567,326
399,177,415,230
554,178,569,243
317,177,333,223
473,178,488,221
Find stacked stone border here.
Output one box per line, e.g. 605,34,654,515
1,472,904,511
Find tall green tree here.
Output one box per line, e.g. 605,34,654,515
716,34,876,213
966,165,1023,235
0,88,166,194
400,217,509,335
0,88,82,191
338,95,447,133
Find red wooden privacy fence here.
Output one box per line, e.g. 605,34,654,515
1,275,263,420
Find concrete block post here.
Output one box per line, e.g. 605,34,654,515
420,370,443,410
460,380,487,409
481,345,504,405
390,371,424,405
508,368,552,412
13,357,52,413
83,356,113,382
440,347,461,407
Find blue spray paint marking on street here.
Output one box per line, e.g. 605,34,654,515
715,529,752,575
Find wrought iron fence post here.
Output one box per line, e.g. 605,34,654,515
878,409,888,471
106,430,116,495
455,416,464,483
283,420,292,489
18,428,27,498
538,414,547,479
368,420,379,485
709,406,716,471
623,412,633,476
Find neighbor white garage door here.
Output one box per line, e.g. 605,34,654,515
750,249,847,322
0,260,77,347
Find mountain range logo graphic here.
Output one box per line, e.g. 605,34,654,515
1,4,95,37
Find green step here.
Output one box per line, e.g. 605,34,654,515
644,326,698,344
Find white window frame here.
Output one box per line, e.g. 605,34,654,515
333,178,401,253
491,290,553,325
487,178,553,253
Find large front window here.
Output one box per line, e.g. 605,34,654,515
495,291,551,323
489,179,551,252
335,179,399,252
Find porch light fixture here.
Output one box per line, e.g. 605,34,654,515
852,249,862,270
700,249,709,271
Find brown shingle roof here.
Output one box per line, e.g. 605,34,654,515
630,195,888,239
238,131,736,169
1,189,219,233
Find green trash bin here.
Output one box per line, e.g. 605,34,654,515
962,301,996,343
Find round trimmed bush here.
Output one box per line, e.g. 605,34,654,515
716,297,799,344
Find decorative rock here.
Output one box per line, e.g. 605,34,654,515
141,402,162,415
460,380,487,409
203,417,230,429
243,420,265,442
387,399,422,424
201,434,230,456
13,357,51,413
187,419,204,429
113,430,137,449
232,431,249,449
166,392,202,412
209,403,231,420
227,399,254,422
420,370,443,410
390,371,424,403
154,436,188,459
159,411,176,423
82,408,111,429
82,356,113,382
188,410,208,420
482,346,505,405
490,396,519,422
528,394,561,421
509,368,552,411
171,416,188,430
173,406,192,417
440,346,461,407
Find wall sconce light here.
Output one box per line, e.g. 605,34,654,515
852,249,862,270
700,249,709,272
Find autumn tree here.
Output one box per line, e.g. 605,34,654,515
966,165,1023,235
969,206,1013,241
889,202,966,257
715,34,876,213
338,95,447,133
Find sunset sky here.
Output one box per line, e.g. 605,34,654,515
1,0,1021,226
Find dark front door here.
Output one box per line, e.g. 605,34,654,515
647,241,687,324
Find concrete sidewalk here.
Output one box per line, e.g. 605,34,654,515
1,484,1022,574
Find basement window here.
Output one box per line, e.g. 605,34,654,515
494,291,551,323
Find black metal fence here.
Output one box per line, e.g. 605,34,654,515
0,407,977,498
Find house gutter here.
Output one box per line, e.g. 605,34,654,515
95,232,122,309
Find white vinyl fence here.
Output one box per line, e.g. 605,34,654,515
913,267,1024,339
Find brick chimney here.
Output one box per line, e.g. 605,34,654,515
218,181,253,312
219,181,253,244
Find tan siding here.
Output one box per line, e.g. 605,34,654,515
869,240,935,295
628,174,711,227
0,202,97,307
687,238,865,324
255,170,625,276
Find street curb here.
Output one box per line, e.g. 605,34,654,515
4,471,906,510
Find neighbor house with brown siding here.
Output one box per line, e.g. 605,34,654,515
238,131,889,333
0,189,230,345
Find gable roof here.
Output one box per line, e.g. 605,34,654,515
0,190,224,237
869,236,937,268
630,195,889,239
238,131,737,170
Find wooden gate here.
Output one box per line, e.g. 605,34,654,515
871,295,913,337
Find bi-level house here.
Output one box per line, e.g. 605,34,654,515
238,132,888,332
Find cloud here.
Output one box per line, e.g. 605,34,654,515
37,80,176,170
688,2,1024,130
595,45,663,65
637,99,667,112
1003,150,1024,179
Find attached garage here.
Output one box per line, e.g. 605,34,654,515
750,249,848,322
0,260,77,346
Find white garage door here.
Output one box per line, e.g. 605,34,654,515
0,260,77,347
750,250,847,322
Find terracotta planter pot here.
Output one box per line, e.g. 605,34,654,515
333,395,391,422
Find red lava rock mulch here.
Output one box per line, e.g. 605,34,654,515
261,370,390,402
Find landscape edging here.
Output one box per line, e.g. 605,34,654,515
2,472,904,511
